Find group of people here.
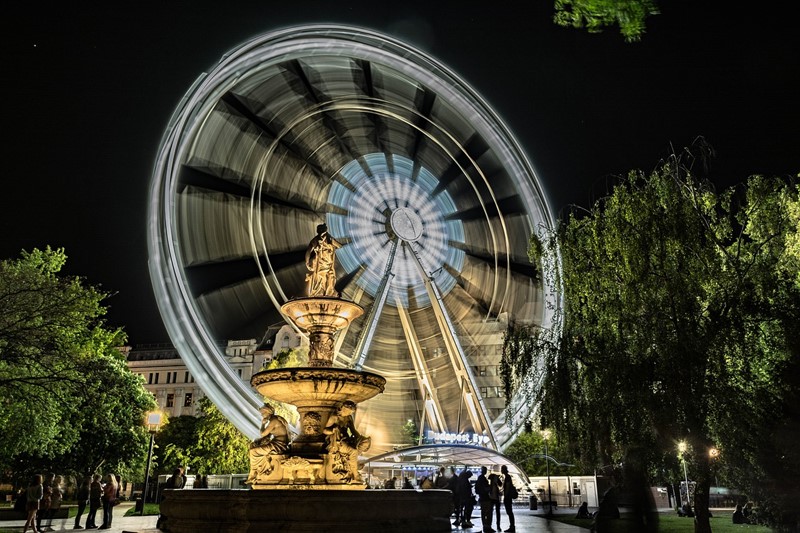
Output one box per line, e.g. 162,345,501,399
437,465,518,532
20,472,118,533
376,465,518,531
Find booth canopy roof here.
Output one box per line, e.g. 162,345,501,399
362,444,530,484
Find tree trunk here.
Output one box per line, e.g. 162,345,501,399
693,456,712,533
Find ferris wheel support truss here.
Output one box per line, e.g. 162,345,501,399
407,242,497,449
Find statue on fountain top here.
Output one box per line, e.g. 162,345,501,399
305,223,341,297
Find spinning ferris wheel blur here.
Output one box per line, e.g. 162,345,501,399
149,24,561,452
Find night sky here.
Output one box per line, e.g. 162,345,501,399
4,1,798,344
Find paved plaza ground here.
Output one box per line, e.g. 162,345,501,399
1,501,591,533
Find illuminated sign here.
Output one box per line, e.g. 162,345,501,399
427,431,491,445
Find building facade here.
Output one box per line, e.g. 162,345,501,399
126,324,304,418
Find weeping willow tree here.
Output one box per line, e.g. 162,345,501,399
553,0,660,42
504,142,800,531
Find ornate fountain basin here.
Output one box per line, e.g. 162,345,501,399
251,367,386,408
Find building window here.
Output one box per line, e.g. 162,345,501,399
184,371,190,383
479,387,487,397
166,372,171,384
148,373,154,385
237,368,243,377
184,393,193,407
166,393,174,408
478,366,487,376
171,371,177,383
282,335,290,349
154,373,159,384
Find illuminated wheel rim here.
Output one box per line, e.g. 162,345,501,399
148,24,561,450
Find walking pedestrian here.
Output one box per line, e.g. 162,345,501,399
22,474,43,533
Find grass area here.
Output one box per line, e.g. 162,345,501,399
553,511,774,532
124,502,161,516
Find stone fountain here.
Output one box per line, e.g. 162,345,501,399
158,225,451,532
246,223,385,489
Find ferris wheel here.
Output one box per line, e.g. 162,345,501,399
148,24,561,452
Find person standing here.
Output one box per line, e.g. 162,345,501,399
475,466,494,533
446,467,460,527
85,474,102,529
44,475,63,531
434,466,449,489
99,473,117,529
23,474,43,533
457,470,475,529
501,465,517,532
488,472,502,531
73,475,91,529
36,473,54,533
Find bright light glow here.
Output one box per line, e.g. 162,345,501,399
329,154,463,308
146,411,163,431
541,428,551,440
678,441,687,454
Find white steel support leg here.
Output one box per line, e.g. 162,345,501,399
406,242,497,448
395,297,447,434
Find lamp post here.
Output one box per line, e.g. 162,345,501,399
678,441,690,509
709,447,720,488
141,411,162,516
542,429,553,517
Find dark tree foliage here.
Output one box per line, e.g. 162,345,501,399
503,143,800,531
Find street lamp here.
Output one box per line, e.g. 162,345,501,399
542,428,553,517
678,441,690,510
141,411,163,516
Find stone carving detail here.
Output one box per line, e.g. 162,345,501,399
308,331,335,365
323,400,371,483
302,411,322,435
282,456,323,483
251,368,386,391
246,404,290,484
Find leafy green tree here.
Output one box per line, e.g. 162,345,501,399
190,397,249,475
503,428,574,477
153,398,249,477
154,414,197,476
504,144,800,531
553,0,660,42
0,247,156,484
401,418,419,446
